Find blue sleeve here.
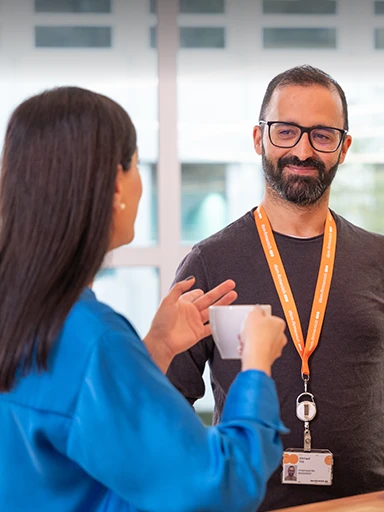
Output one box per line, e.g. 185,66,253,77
66,324,287,512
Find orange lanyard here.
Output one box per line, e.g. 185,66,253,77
254,205,337,379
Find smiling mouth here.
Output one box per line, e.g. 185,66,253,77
285,165,319,176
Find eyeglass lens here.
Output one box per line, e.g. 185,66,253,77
269,123,341,151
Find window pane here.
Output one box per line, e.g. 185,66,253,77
150,26,156,48
181,163,263,244
93,268,159,338
263,0,336,15
375,28,384,48
180,0,225,14
150,0,225,14
180,27,225,48
375,1,384,14
151,26,225,49
131,164,158,247
35,0,111,13
263,27,336,49
330,164,384,233
35,26,112,48
182,164,226,243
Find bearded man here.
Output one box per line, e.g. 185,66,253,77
167,65,384,511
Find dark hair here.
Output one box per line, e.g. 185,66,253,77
0,86,136,391
259,65,349,131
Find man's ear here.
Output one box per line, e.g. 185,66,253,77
253,125,263,156
338,134,352,165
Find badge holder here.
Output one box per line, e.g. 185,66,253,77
282,377,333,486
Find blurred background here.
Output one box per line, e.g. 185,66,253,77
1,0,384,419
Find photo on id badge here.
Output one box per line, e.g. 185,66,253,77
282,450,333,485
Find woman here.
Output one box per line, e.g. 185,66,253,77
0,87,287,512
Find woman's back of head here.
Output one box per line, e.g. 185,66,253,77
0,86,136,391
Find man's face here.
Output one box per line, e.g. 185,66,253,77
288,466,295,477
253,85,352,206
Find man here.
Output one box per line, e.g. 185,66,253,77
167,65,384,510
285,466,297,482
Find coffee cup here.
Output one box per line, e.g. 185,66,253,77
209,304,272,359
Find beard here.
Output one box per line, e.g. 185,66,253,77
262,149,340,206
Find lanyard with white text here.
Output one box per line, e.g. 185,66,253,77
254,205,337,385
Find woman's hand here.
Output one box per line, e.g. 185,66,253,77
144,277,237,373
240,306,287,376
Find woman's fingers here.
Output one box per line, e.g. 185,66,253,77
164,276,196,304
199,290,238,324
250,304,267,317
179,289,204,303
193,279,236,311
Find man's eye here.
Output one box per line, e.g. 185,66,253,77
278,129,295,137
312,131,336,143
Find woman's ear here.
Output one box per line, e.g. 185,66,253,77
253,125,263,156
113,164,126,212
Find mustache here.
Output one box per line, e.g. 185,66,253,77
277,156,326,174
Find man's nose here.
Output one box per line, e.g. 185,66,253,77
292,133,316,161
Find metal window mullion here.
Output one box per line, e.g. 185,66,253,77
157,0,180,298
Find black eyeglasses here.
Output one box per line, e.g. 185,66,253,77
259,120,347,153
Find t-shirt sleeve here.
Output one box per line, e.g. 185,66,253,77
66,323,287,512
167,247,214,404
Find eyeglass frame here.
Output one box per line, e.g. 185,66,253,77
259,120,348,154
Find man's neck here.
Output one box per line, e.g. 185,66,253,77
261,188,330,238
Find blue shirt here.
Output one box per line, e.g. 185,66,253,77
0,288,286,511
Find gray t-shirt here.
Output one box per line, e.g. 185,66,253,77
167,208,384,511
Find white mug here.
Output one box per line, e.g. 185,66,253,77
209,304,272,359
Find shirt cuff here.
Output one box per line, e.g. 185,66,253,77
221,370,289,434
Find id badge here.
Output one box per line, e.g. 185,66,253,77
282,449,333,486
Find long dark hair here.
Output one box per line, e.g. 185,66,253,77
0,87,136,391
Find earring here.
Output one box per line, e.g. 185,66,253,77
115,201,126,210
